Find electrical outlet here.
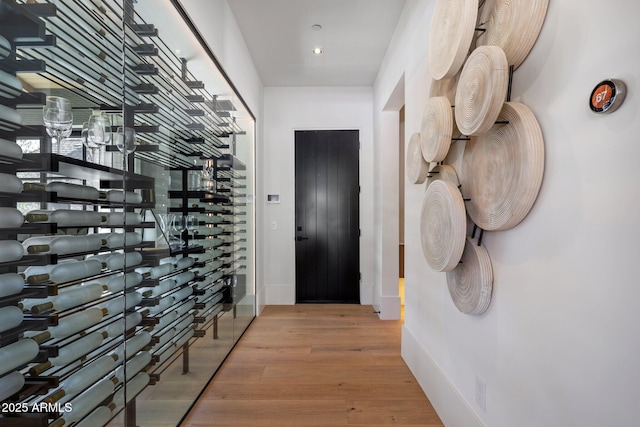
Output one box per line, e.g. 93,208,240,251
475,376,486,411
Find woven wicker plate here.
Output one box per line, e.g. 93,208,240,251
421,97,453,163
454,45,509,136
461,102,544,230
406,132,430,184
446,236,493,315
428,0,479,80
477,0,549,69
426,164,460,189
420,179,466,272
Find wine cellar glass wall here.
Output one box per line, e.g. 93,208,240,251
0,0,256,426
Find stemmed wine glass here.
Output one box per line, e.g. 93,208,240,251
43,96,73,154
87,113,111,164
186,215,198,246
114,126,137,171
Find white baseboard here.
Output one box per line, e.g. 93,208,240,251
378,295,401,319
401,325,485,427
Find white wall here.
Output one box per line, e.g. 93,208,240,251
376,0,640,426
262,87,374,305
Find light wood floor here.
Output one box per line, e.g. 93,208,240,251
181,304,443,427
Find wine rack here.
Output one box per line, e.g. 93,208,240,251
0,0,255,426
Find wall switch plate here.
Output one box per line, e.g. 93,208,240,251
475,375,486,412
270,221,278,230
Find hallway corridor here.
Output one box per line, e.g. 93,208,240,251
181,304,443,426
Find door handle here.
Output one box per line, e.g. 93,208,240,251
296,236,309,241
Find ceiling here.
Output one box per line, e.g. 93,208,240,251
223,0,407,87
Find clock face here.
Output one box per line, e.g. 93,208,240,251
590,79,626,114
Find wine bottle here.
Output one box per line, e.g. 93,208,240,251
105,190,143,204
48,308,108,338
25,210,106,227
112,331,151,361
25,259,103,284
147,295,175,315
150,310,177,333
207,215,223,224
174,271,195,287
139,278,176,298
101,291,142,315
104,311,144,337
173,314,194,334
112,372,149,407
95,231,142,249
0,138,23,159
0,333,49,376
175,299,195,317
0,207,23,228
90,251,143,270
209,270,225,283
23,283,105,314
0,305,23,333
0,172,22,194
101,271,143,292
43,354,118,404
171,285,194,303
103,212,142,226
0,371,24,402
45,182,100,201
175,256,195,270
0,272,24,298
174,327,195,348
28,331,108,376
59,377,117,424
22,234,103,255
0,240,23,263
153,327,176,349
192,252,213,263
114,351,151,383
203,237,224,248
138,262,175,280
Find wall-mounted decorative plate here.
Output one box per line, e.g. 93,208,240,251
461,102,544,231
476,0,550,69
420,179,466,272
428,0,479,80
421,96,454,162
455,45,509,136
406,132,430,184
446,236,493,315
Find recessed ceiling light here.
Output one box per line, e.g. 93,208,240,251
311,24,322,31
312,47,323,55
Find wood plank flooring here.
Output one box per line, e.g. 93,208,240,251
181,304,443,427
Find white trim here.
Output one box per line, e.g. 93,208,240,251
402,325,485,427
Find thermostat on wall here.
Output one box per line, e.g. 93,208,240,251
267,194,280,204
589,79,626,114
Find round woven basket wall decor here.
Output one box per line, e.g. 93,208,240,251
406,132,430,184
428,0,479,80
421,97,453,163
446,236,493,315
454,45,509,136
426,164,460,189
461,102,544,231
476,0,550,69
420,179,466,272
